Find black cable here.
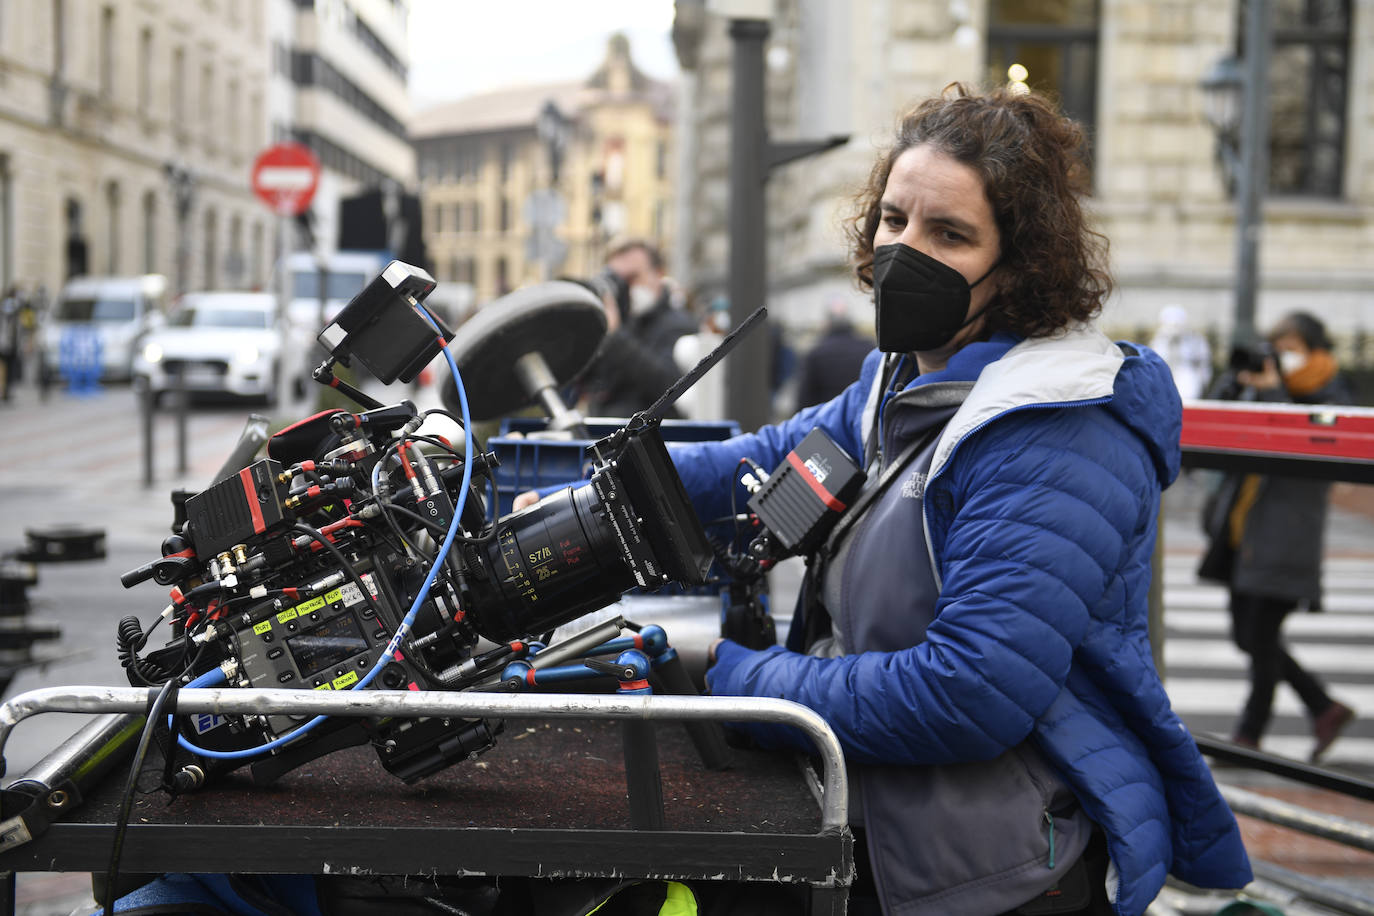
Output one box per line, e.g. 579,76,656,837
291,522,384,625
103,678,177,916
422,407,485,454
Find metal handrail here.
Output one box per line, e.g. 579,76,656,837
0,686,849,831
1219,784,1374,854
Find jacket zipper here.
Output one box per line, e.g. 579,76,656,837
1044,809,1056,869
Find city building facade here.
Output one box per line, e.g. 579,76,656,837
0,0,273,298
411,35,675,305
672,0,1374,365
268,0,414,252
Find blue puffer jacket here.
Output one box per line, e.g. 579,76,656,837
674,326,1251,915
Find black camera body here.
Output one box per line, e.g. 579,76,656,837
1229,340,1276,374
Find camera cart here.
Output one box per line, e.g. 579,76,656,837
0,687,854,914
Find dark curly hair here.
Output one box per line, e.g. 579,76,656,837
847,83,1112,339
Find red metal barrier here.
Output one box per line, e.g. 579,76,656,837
1180,400,1374,483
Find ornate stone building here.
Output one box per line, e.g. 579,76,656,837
411,35,675,305
0,0,413,300
672,0,1373,360
0,0,273,296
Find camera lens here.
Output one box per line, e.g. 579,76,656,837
464,484,637,641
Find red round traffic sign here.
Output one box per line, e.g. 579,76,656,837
251,142,321,216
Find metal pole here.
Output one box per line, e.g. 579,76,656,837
275,215,293,410
174,365,188,474
140,378,154,488
725,18,772,434
1233,0,1272,346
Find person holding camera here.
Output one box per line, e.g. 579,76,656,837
573,238,697,418
1200,312,1356,760
664,84,1250,915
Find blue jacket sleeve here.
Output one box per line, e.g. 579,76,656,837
668,351,880,525
705,406,1145,766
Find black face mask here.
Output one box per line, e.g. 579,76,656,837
872,243,999,353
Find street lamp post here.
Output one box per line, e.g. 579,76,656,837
163,162,196,296
1200,0,1272,348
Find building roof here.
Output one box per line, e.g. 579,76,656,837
409,34,675,140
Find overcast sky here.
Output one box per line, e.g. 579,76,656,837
407,0,682,112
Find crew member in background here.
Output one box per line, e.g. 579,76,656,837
1149,304,1212,400
574,238,697,418
795,298,875,409
1199,311,1357,761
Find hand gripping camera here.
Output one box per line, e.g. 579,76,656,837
118,262,715,786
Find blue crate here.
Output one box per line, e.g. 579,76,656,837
488,417,740,518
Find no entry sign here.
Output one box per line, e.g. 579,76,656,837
251,142,321,216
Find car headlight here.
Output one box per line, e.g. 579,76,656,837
142,342,163,363
235,345,261,365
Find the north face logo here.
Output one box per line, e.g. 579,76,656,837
900,470,927,499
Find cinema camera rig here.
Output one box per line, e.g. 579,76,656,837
115,260,865,789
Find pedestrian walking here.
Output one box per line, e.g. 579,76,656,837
795,299,874,409
1198,311,1357,761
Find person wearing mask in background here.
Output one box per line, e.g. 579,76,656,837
524,84,1251,915
1149,304,1213,400
795,298,876,409
574,238,697,418
1199,312,1356,761
670,295,731,420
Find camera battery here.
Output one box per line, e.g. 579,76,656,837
748,428,865,555
186,458,290,557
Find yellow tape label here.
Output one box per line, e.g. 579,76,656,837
294,596,326,615
324,588,343,605
331,670,359,690
313,682,332,690
275,608,297,624
252,620,272,635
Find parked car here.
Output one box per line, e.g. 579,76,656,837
38,274,169,383
132,292,299,404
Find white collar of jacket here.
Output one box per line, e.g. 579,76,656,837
928,323,1124,480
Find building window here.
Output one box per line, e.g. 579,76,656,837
250,222,264,287
495,257,509,295
655,140,667,180
453,202,464,234
449,256,460,282
0,154,11,290
203,208,218,289
99,6,115,99
470,202,481,233
105,181,121,274
500,142,514,183
228,215,244,288
201,62,215,143
172,46,186,125
142,190,157,274
227,79,240,158
499,197,509,233
986,0,1099,153
138,27,153,118
1255,0,1350,197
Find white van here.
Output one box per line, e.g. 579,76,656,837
39,274,169,383
279,251,390,333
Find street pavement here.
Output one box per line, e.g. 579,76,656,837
2,379,1373,913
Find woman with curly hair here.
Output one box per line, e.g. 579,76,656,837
668,84,1253,914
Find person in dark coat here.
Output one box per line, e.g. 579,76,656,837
1200,311,1356,761
575,238,696,419
795,299,875,408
